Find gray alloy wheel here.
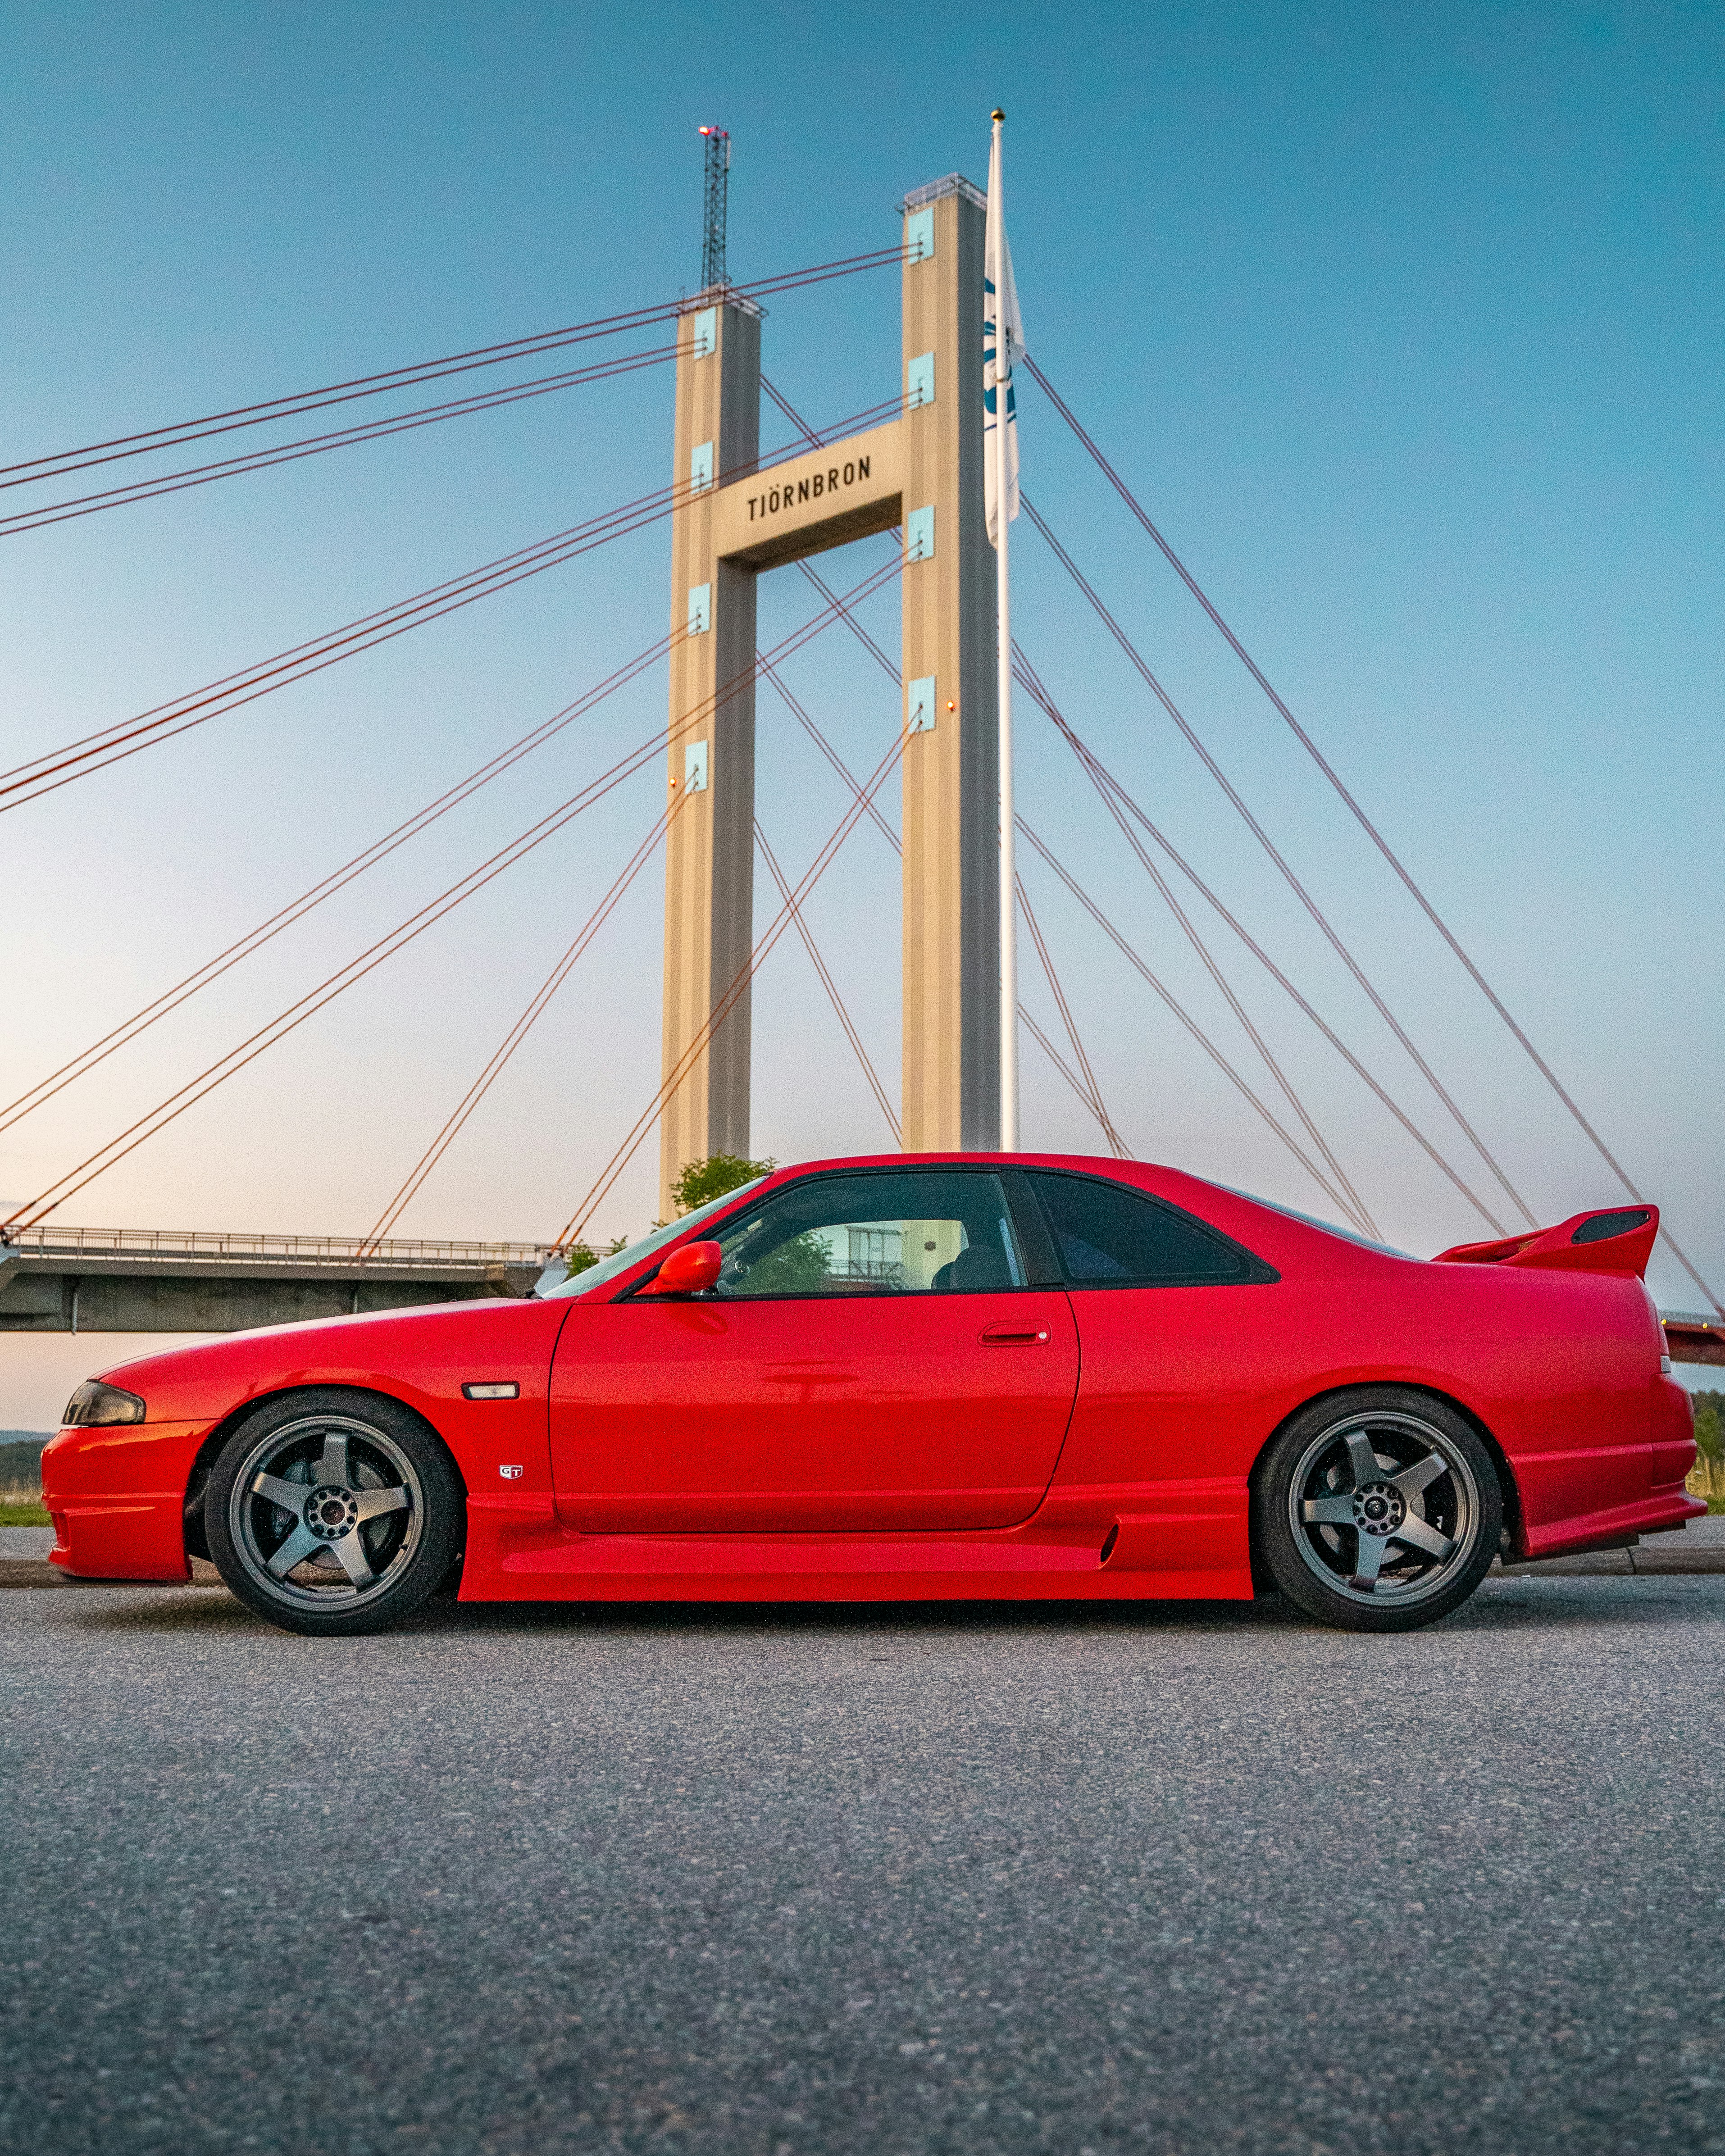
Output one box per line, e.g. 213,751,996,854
1253,1388,1503,1633
205,1390,460,1637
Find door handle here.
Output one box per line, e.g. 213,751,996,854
979,1323,1051,1345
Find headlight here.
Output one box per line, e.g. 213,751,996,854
61,1379,146,1427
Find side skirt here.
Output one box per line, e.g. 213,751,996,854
458,1494,1256,1605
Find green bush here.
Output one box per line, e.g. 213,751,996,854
670,1154,775,1215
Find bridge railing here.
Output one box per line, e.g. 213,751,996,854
0,1224,554,1270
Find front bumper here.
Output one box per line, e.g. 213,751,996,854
41,1418,215,1580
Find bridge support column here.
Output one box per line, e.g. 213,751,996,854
660,294,762,1218
898,177,999,1151
655,179,998,1210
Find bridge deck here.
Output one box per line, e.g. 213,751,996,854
4,1224,1716,1363
0,1225,551,1333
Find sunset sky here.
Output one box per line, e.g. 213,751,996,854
3,1,1720,1422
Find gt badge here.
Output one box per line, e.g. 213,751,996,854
498,1465,524,1481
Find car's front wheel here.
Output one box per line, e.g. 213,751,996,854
1253,1388,1503,1632
205,1390,461,1636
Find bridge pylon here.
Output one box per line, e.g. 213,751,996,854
659,175,999,1217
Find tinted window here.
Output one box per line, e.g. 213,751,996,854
708,1170,1026,1299
1027,1172,1253,1287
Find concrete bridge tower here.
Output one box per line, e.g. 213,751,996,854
659,174,999,1215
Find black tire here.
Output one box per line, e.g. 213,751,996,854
205,1388,462,1637
1252,1387,1503,1633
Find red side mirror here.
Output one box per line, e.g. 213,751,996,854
642,1240,722,1296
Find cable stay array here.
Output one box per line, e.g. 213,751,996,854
0,550,906,1233
0,389,909,815
3,245,906,489
557,710,918,1247
0,342,681,538
1023,357,1721,1312
1013,659,1509,1230
360,784,698,1255
751,379,1616,1253
755,821,901,1145
0,628,684,1140
1015,877,1129,1160
2,287,1716,1315
1015,661,1382,1233
1021,492,1534,1231
765,383,1397,1231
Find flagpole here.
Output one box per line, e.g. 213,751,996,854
991,107,1020,1153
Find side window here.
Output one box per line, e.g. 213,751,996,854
1025,1171,1258,1287
710,1171,1027,1299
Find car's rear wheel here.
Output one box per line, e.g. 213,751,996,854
1253,1388,1502,1632
205,1390,461,1637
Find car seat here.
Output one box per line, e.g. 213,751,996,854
930,1244,1012,1292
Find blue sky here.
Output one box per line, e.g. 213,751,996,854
2,1,1720,1420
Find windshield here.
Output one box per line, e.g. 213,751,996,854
1212,1183,1414,1260
534,1178,770,1299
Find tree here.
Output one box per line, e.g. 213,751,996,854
670,1153,775,1215
559,1234,629,1278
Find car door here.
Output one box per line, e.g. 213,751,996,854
549,1166,1079,1533
1027,1168,1281,1572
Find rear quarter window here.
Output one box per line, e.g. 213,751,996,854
1025,1170,1274,1287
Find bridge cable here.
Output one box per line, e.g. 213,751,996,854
2,555,905,1232
1015,873,1130,1160
765,377,1378,1224
1013,648,1384,1237
5,370,907,542
1015,662,1504,1233
0,628,683,1139
1015,817,1389,1228
765,657,1093,1157
1027,359,1724,1315
0,343,681,538
0,390,906,812
759,657,901,856
1021,1006,1125,1153
5,245,907,488
1021,490,1535,1231
360,785,696,1252
557,691,912,1246
767,378,1718,1299
2,484,688,807
756,821,901,1144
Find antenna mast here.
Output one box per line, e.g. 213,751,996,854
698,126,730,291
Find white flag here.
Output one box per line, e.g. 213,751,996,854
983,123,1028,549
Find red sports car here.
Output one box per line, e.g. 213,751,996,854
41,1153,1700,1636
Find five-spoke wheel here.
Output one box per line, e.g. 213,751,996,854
1254,1388,1502,1631
205,1389,460,1636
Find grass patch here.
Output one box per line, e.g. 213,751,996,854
0,1500,50,1526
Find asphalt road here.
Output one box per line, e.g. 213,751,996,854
4,1577,1724,2156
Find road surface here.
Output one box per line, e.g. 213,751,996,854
3,1570,1723,2153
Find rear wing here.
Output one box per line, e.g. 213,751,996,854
1433,1205,1658,1280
